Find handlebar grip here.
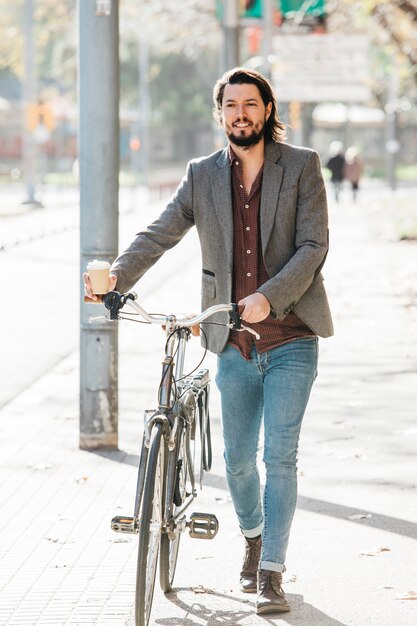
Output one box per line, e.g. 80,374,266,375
83,295,104,303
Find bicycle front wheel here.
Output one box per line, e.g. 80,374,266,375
159,419,189,592
135,422,166,626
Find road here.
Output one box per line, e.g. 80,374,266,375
0,185,200,409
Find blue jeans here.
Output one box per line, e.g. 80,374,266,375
215,338,318,573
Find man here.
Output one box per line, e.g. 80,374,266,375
325,140,345,204
84,68,333,614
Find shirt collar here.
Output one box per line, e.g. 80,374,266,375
228,144,239,166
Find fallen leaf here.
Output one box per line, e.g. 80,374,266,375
361,546,391,556
28,463,53,471
348,513,372,520
284,574,298,583
195,556,213,560
75,476,89,483
190,585,213,594
396,591,417,601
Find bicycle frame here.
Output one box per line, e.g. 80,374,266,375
128,320,207,529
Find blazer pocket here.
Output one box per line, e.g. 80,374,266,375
279,183,298,194
201,272,216,299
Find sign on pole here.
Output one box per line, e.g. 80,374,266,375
272,34,371,102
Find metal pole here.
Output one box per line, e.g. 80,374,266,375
223,0,239,71
22,0,40,206
79,0,119,450
385,60,399,191
138,27,150,184
263,0,273,80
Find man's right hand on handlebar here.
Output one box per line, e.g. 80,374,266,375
82,272,118,303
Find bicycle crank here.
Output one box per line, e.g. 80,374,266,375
111,515,138,534
187,512,219,539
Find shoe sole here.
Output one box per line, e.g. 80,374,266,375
240,586,256,593
256,604,290,614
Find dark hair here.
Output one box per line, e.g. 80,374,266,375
213,67,286,143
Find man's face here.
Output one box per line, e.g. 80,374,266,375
221,82,272,148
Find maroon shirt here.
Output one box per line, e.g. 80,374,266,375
228,147,315,360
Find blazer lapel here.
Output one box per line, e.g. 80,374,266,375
211,149,234,273
260,143,283,256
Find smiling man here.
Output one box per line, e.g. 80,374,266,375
84,68,333,615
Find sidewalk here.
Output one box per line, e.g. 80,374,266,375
1,182,417,625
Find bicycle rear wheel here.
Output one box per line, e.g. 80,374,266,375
135,422,166,626
159,419,189,592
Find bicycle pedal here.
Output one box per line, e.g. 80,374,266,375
187,512,219,539
111,515,138,534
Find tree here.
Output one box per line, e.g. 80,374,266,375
327,0,417,94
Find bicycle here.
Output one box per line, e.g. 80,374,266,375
92,291,259,626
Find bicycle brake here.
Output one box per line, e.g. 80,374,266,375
229,303,242,330
102,291,136,320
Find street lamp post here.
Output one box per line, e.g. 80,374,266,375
224,0,240,71
22,0,41,206
79,0,120,450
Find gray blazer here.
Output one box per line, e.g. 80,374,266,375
112,141,334,353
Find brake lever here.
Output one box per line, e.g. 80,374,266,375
89,315,112,323
240,325,261,340
228,304,261,340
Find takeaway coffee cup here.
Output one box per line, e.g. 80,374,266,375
87,260,111,295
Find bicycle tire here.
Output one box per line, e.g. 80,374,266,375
135,422,166,626
159,419,188,592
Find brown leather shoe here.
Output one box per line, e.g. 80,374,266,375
239,535,262,593
256,569,290,614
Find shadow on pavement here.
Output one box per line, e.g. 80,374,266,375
90,448,139,466
90,452,417,540
297,495,417,540
158,588,348,626
204,472,417,541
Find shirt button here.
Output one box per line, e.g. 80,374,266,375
247,272,251,277
246,226,250,231
239,184,243,189
245,204,249,208
236,161,239,165
247,250,251,254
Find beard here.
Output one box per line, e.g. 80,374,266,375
226,119,266,147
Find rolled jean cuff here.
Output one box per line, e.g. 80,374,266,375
260,560,286,573
241,523,263,539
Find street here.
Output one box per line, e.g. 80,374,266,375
0,180,416,625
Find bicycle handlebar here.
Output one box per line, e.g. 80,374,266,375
100,291,259,339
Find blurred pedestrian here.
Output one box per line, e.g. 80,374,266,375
325,141,345,203
84,67,333,615
344,146,363,202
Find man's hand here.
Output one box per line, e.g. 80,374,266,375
239,293,270,324
83,272,117,303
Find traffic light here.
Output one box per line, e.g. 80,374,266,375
26,101,55,132
216,0,263,20
241,0,263,18
278,0,326,32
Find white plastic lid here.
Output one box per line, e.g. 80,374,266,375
87,259,111,270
